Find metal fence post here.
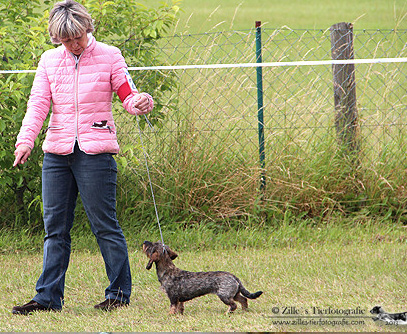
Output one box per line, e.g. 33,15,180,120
255,21,266,192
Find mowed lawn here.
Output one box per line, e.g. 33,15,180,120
1,226,407,332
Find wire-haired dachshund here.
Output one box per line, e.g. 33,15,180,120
142,241,263,314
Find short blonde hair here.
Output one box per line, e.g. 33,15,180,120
48,0,94,44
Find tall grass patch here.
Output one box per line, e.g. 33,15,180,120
107,25,407,227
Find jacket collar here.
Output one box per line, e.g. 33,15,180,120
86,33,95,49
65,33,97,61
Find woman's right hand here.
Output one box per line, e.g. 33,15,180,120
13,145,32,167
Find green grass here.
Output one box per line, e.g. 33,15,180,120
157,0,407,33
1,221,407,332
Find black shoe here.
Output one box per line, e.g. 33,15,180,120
94,298,129,311
12,300,53,315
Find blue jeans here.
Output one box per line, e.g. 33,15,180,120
33,144,131,309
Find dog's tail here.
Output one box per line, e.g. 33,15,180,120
239,281,263,299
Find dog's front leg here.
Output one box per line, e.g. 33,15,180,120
169,298,180,315
169,303,178,314
177,302,185,315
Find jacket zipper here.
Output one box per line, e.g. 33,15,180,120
73,55,81,150
70,35,93,152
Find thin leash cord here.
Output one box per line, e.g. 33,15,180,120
135,114,165,249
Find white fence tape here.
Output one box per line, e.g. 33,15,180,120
1,57,407,74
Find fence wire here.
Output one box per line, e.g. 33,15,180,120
111,27,407,218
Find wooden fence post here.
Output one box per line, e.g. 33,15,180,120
330,22,360,155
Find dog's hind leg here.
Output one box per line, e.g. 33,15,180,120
234,292,248,311
219,296,238,313
226,301,238,313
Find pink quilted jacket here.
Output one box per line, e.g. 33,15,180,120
16,36,153,155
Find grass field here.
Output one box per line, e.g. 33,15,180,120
162,0,407,33
1,222,407,332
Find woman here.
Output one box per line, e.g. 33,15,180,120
12,0,153,314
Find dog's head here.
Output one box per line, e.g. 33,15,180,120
370,306,385,315
142,241,178,270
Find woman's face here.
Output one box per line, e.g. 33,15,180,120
60,33,88,56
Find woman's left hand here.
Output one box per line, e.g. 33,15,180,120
133,94,151,115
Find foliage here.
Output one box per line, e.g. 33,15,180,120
0,0,52,228
0,0,180,228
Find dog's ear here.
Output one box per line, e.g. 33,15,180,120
146,259,154,270
167,247,178,260
162,244,178,259
146,251,160,270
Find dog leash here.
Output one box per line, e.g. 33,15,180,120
135,114,166,251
